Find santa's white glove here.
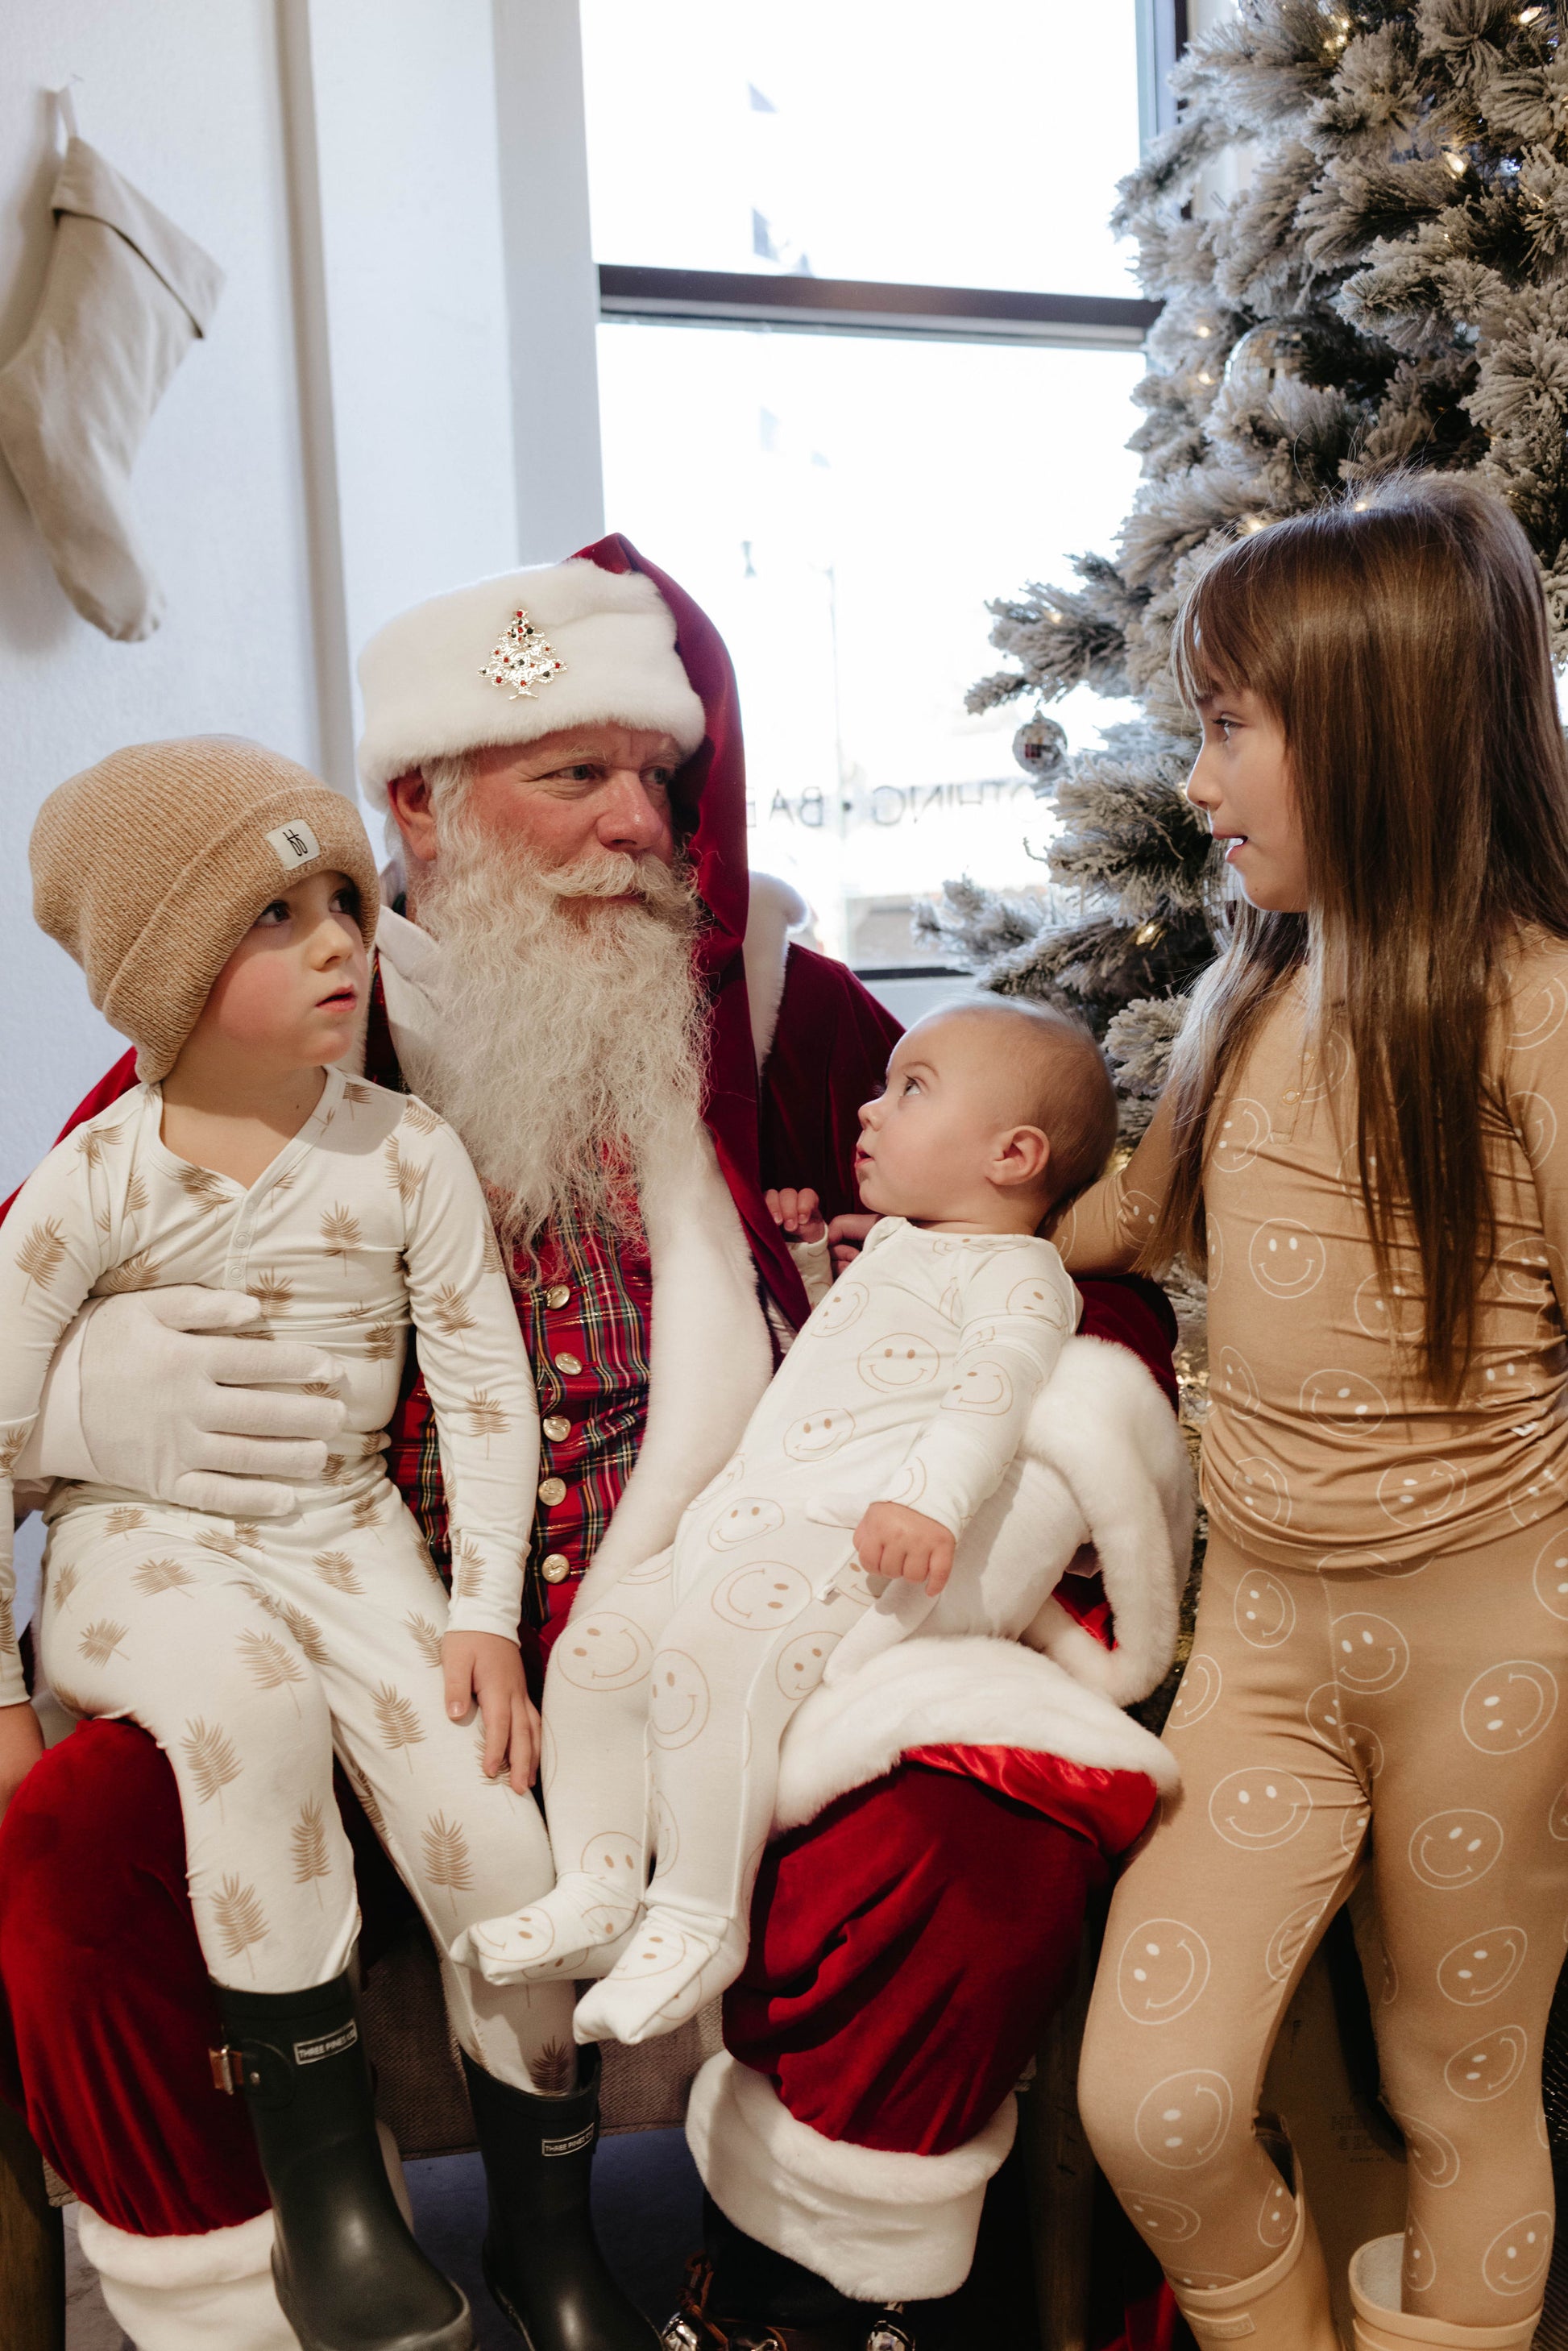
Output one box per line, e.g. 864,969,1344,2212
18,1287,346,1519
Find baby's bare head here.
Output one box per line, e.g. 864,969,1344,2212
857,997,1118,1229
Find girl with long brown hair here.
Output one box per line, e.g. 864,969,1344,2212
1067,475,1568,2351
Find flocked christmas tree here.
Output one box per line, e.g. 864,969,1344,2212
924,0,1568,1361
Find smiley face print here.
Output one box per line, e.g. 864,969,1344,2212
944,1360,1014,1415
1122,2193,1201,2247
1389,2112,1461,2190
1132,2070,1234,2171
1510,1088,1558,1168
1330,1611,1411,1694
1233,1569,1296,1648
554,1613,653,1693
1408,1809,1505,1892
1208,1768,1313,1851
1263,1899,1325,1985
1115,1919,1213,2026
1006,1274,1072,1322
1299,1368,1389,1433
1530,1503,1568,1608
1550,1783,1568,1841
1248,1220,1327,1300
1483,2212,1553,2299
1495,1234,1567,1308
1166,1654,1222,1733
1404,2219,1437,2298
1230,1457,1292,1530
813,1279,869,1336
707,1498,786,1551
1461,1661,1559,1754
1507,1459,1565,1529
1214,1346,1260,1416
1258,2175,1294,2250
782,1408,855,1463
1508,970,1568,1051
1210,1098,1271,1176
711,1561,813,1631
648,1651,711,1748
1443,2025,1529,2102
1376,1459,1465,1531
885,1457,928,1507
1353,1271,1422,1345
1436,1926,1529,2008
775,1631,839,1702
858,1333,940,1392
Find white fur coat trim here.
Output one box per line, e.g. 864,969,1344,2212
687,2051,1016,2303
77,2204,276,2288
740,870,811,1073
774,1633,1177,1833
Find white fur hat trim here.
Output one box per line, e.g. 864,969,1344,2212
355,559,707,808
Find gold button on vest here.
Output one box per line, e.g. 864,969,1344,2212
541,1553,570,1583
556,1352,583,1375
542,1415,570,1443
544,1283,571,1309
538,1475,567,1506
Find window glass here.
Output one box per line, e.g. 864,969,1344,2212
596,322,1143,965
582,0,1142,300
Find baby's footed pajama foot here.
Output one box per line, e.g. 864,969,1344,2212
453,1872,643,1986
570,1906,749,2046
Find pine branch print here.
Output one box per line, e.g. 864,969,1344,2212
78,1619,128,1667
98,1249,164,1294
233,1523,263,1550
76,1128,109,1169
301,1379,339,1398
463,1392,509,1452
173,1162,228,1209
0,1592,13,1664
0,1425,29,1475
452,1536,487,1603
351,1489,385,1532
405,1611,445,1669
16,1220,67,1299
431,1283,476,1341
530,2040,578,2096
213,1876,269,1974
197,1528,242,1559
105,1507,147,1539
383,1138,427,1207
291,1797,333,1901
342,1080,376,1115
320,1205,363,1270
238,1627,305,1712
313,1549,363,1594
180,1720,243,1817
321,1453,349,1484
402,1098,442,1135
274,1597,330,1667
373,1681,425,1768
122,1172,149,1220
346,1759,389,1840
362,1322,400,1362
248,1271,294,1314
480,1223,507,1283
421,1812,475,1916
46,1558,78,1612
131,1555,194,1599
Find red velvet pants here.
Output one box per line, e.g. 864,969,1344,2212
0,1729,1101,2234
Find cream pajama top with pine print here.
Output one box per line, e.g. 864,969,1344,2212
0,1068,570,2090
1063,943,1568,2325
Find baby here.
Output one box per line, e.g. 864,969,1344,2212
457,997,1118,2047
0,740,567,2350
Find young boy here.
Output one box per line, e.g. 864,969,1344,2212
0,739,618,2351
458,997,1119,2048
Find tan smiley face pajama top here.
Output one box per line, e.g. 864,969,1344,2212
1057,943,1568,2331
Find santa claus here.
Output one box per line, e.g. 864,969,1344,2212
0,540,1189,2351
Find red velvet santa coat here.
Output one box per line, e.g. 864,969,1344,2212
0,540,1188,2294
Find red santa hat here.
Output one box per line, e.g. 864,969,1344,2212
355,558,708,809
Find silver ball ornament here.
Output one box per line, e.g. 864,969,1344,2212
1222,321,1311,406
1012,715,1068,782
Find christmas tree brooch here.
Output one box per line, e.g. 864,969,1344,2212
481,607,567,699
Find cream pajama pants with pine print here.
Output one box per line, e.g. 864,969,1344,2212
39,1476,575,2094
1076,1521,1568,2332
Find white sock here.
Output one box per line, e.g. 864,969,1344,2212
454,1870,642,1984
570,1905,750,2046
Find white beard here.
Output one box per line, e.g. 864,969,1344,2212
402,806,707,1259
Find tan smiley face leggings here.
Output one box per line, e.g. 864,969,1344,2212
1076,1520,1568,2330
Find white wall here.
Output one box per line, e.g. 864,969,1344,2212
0,4,322,1193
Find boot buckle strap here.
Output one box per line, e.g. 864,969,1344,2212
209,2045,243,2095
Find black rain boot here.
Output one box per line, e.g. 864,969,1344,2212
461,2043,658,2349
214,1971,472,2351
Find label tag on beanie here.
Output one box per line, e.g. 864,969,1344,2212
266,819,321,872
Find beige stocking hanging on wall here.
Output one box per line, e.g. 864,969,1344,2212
0,135,224,641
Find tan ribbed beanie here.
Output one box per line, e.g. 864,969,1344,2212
31,737,381,1081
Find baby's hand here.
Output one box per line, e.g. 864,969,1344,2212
853,1501,956,1597
442,1631,539,1794
827,1212,880,1274
765,1186,827,1243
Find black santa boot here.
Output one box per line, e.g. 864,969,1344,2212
214,1970,472,2351
461,2042,658,2348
